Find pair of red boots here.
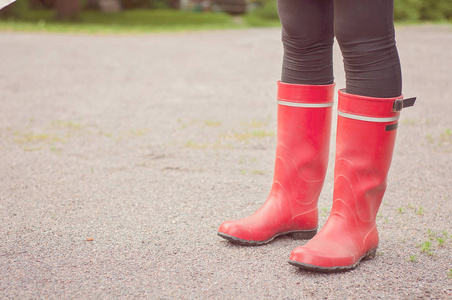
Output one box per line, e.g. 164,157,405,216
218,82,415,272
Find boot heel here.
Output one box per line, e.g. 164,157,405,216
363,248,377,261
291,229,317,240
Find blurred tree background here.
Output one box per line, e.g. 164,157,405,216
0,0,450,32
394,0,452,21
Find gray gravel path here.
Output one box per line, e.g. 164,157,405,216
1,25,451,299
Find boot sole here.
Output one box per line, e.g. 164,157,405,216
288,248,377,272
217,229,318,246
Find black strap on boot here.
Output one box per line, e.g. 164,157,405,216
393,97,417,112
386,97,417,131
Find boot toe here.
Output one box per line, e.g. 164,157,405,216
289,246,334,269
218,221,252,242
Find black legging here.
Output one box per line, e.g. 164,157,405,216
278,0,402,98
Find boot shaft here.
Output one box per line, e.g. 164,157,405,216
333,90,403,223
274,82,335,189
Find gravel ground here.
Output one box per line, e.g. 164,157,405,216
0,25,451,299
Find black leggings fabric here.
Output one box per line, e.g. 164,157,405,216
278,0,402,98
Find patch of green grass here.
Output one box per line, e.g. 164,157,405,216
212,140,233,149
23,146,44,151
227,117,274,141
242,13,280,27
416,206,424,215
408,255,418,262
405,204,425,216
14,131,64,144
419,241,435,256
401,118,418,125
185,140,207,149
128,128,149,136
51,120,83,129
0,9,246,34
424,229,450,249
98,130,113,138
204,120,222,127
425,128,452,152
227,129,274,142
252,130,274,138
244,117,271,128
179,119,204,129
439,128,452,147
437,237,446,247
242,0,280,28
448,269,452,279
7,119,153,153
50,146,62,153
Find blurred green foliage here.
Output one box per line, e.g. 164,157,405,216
249,0,278,20
0,0,30,18
121,0,171,9
0,9,243,33
394,0,452,21
244,0,279,27
247,0,452,23
1,0,451,26
242,0,452,27
246,0,452,22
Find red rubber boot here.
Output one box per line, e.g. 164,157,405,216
218,81,335,245
289,90,416,271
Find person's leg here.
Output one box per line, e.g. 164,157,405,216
289,0,416,271
334,0,402,97
279,0,334,85
217,0,335,245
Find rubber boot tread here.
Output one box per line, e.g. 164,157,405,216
217,228,318,246
288,248,378,272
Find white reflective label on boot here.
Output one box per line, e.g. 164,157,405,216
277,100,334,108
338,111,399,123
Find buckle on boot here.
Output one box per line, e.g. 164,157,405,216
393,97,417,112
